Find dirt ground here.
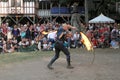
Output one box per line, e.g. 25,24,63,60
0,48,120,80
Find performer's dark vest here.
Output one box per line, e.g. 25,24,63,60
56,27,66,42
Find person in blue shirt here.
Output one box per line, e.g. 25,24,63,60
47,23,77,69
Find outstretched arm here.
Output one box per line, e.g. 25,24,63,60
67,24,77,30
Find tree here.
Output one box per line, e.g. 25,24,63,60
89,0,120,18
59,0,72,4
111,0,120,2
59,0,68,3
58,0,74,7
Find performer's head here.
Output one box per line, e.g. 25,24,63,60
62,23,70,30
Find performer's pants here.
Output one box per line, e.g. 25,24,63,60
48,40,71,66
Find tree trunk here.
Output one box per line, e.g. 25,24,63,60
85,0,88,24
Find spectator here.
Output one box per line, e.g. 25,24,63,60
42,40,48,51
65,31,73,48
7,27,13,40
96,33,103,48
20,25,26,39
12,37,18,51
1,24,8,41
0,37,3,53
91,37,98,48
12,25,20,39
47,29,57,49
25,25,31,40
110,39,119,49
3,39,15,53
73,31,80,48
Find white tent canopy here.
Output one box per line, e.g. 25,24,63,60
89,13,115,23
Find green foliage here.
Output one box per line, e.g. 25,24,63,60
111,0,120,2
59,0,72,4
0,0,8,2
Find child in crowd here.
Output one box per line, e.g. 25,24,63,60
42,40,48,51
3,39,15,53
110,39,119,49
47,42,53,51
0,37,3,53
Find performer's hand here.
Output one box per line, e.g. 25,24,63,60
72,26,77,30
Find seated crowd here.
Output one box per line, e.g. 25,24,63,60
86,23,120,49
0,22,120,53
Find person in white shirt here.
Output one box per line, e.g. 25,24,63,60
47,30,57,50
73,31,80,48
47,30,57,42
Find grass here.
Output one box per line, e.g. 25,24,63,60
0,49,79,65
0,48,90,65
0,48,119,66
0,51,54,65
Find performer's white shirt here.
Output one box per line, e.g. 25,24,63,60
47,31,57,40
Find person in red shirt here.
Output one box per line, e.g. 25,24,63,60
98,33,105,48
91,37,98,48
2,24,8,41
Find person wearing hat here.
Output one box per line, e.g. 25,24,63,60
47,23,77,69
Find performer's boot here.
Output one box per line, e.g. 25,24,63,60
47,64,53,70
47,61,54,69
47,58,56,70
67,59,74,69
